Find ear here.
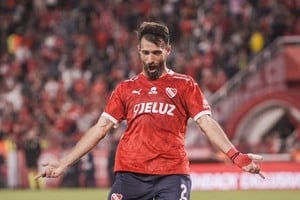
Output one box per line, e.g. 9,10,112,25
166,45,171,55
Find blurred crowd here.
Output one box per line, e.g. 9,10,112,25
0,0,300,188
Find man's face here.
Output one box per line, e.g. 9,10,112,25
138,37,170,80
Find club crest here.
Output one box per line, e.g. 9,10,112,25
111,193,123,200
165,87,177,98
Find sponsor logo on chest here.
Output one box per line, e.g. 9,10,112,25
133,102,176,117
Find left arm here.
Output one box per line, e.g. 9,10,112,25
196,114,264,178
196,115,234,153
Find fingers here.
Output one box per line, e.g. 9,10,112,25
247,154,266,179
247,153,263,161
34,173,45,180
35,168,60,179
250,167,266,179
35,159,61,180
35,162,48,180
35,157,63,179
248,168,265,179
35,161,49,180
41,161,49,167
40,158,60,167
243,162,266,179
258,172,265,179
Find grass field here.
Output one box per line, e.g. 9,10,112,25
0,189,299,200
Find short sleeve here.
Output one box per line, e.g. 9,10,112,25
103,83,126,126
183,78,211,121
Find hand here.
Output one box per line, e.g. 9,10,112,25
239,153,265,179
227,148,265,179
35,158,66,180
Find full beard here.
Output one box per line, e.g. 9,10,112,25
143,61,165,80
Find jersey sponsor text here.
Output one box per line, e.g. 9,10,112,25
133,102,176,117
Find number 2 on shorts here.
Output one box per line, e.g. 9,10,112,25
179,183,187,200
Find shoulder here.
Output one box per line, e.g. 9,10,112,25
117,74,142,87
126,74,142,82
168,70,197,85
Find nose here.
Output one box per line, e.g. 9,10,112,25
146,53,155,63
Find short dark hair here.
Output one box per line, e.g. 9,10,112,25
137,22,169,45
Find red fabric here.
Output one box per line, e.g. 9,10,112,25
104,71,211,175
226,148,251,168
226,147,239,158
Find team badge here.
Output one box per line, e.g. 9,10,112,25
165,87,177,98
111,193,123,200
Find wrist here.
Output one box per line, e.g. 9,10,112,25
59,158,71,170
226,147,251,168
226,147,239,160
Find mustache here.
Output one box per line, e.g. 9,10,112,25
147,63,158,67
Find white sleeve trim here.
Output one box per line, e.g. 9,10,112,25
193,110,212,121
101,112,120,128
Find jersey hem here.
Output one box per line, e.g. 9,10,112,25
114,169,190,175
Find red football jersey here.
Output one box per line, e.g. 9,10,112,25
102,70,211,175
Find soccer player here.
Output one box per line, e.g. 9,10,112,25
36,22,264,200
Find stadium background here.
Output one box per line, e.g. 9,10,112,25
0,0,300,193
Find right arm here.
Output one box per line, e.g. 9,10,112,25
36,115,114,179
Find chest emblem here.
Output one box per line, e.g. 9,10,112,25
148,87,158,94
165,87,177,98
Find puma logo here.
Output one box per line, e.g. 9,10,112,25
132,89,142,95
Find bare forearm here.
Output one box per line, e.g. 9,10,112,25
35,115,114,179
59,125,103,168
196,115,234,153
60,116,114,168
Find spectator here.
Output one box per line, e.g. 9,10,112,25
0,1,299,189
23,127,42,189
80,152,96,187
